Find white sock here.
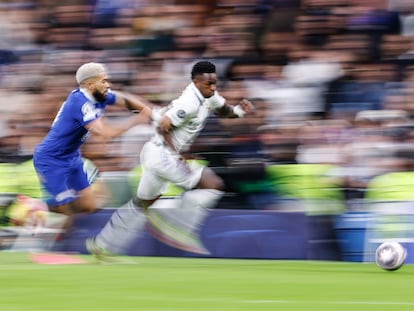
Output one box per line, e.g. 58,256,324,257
145,189,223,254
94,199,146,255
180,189,224,210
148,189,223,233
180,189,223,229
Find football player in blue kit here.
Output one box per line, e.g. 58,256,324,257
27,62,152,223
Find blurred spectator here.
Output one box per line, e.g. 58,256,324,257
296,119,351,165
258,121,302,164
0,3,41,65
326,109,410,203
345,0,401,35
326,62,398,120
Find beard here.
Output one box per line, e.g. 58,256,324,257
92,89,107,102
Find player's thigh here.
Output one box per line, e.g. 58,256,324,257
196,166,225,190
139,143,203,197
157,155,205,191
137,167,169,200
138,142,170,199
67,161,97,212
137,161,202,201
34,164,78,206
74,186,98,213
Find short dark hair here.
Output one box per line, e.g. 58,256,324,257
191,61,216,79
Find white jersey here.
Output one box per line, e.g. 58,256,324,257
153,82,225,152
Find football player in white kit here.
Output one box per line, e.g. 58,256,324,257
86,60,254,258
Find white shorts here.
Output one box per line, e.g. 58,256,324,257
137,140,205,200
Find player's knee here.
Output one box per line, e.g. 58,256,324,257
182,189,224,210
78,201,100,213
198,169,225,190
211,177,225,191
81,205,99,214
49,203,71,215
71,200,99,214
133,197,157,210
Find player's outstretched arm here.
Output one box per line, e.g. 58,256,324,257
113,91,153,124
85,113,148,141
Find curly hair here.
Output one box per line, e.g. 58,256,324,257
191,61,216,79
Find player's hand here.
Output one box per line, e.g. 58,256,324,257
239,98,254,115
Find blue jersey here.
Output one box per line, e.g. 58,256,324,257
34,88,116,163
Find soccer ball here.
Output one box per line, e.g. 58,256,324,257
375,241,407,271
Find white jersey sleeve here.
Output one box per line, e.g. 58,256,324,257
205,91,226,110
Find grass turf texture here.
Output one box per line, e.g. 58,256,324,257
0,253,413,311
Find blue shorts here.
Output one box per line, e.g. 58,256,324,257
33,155,90,207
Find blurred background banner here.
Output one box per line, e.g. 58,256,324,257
58,204,343,260
58,205,414,263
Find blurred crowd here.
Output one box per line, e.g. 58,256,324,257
2,0,414,208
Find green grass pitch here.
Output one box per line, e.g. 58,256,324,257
0,252,413,311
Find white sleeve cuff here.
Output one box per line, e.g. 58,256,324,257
233,104,246,118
